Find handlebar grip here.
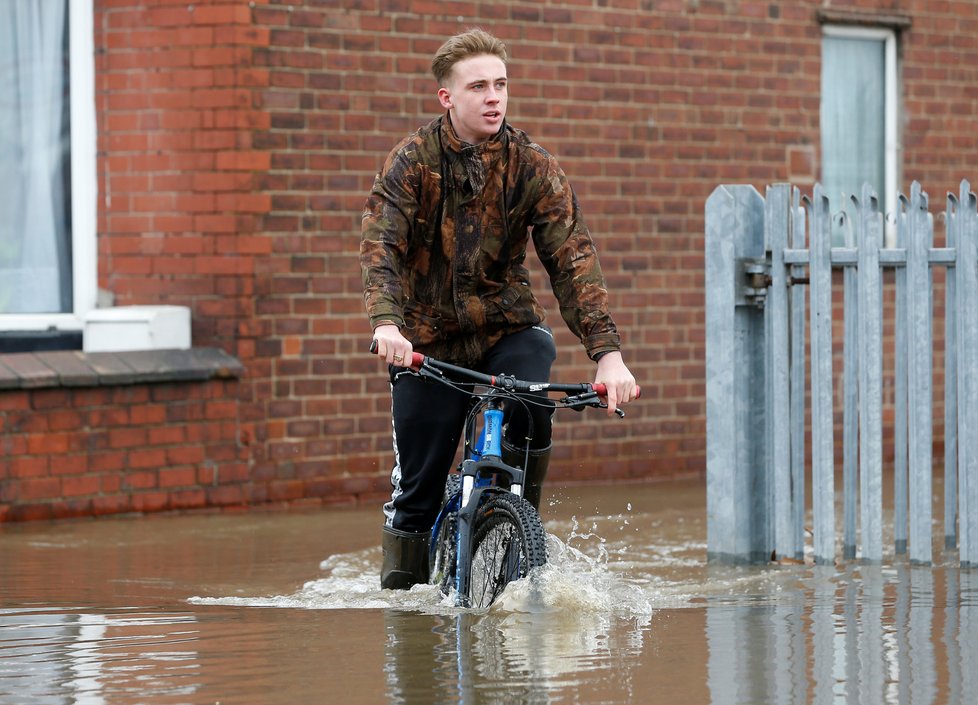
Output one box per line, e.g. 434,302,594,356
368,340,424,369
592,384,642,399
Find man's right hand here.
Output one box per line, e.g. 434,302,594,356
372,324,414,367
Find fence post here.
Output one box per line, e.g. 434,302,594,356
766,184,796,561
807,186,836,565
843,194,859,560
906,182,934,564
705,185,770,563
856,184,884,563
789,190,807,558
957,180,978,567
894,196,909,555
944,191,959,551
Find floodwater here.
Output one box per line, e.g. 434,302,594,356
1,479,976,705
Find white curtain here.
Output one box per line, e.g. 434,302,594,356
820,35,886,220
0,0,72,314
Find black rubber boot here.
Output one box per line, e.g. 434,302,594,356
502,441,552,510
380,526,430,590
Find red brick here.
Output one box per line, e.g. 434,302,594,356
131,492,169,513
207,485,246,506
50,455,89,476
62,475,101,497
192,4,251,25
90,452,127,473
124,470,158,490
215,150,271,171
268,480,304,502
205,401,238,421
129,449,167,470
166,445,206,466
8,503,56,522
149,426,186,445
10,457,50,479
31,390,71,411
0,393,30,411
53,499,96,520
92,494,132,516
48,410,85,431
108,428,148,449
0,434,27,456
18,477,62,501
169,488,208,509
160,467,197,488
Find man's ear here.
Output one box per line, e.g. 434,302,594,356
437,87,453,110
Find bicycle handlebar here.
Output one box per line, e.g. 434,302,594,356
368,341,640,403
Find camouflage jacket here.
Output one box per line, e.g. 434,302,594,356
360,115,621,366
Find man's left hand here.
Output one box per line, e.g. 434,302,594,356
594,351,639,416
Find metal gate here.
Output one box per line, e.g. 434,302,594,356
705,180,978,567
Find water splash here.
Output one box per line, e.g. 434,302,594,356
492,533,652,619
190,516,659,617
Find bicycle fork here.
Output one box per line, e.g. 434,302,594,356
454,487,477,607
454,403,526,606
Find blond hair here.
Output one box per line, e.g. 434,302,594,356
431,29,508,86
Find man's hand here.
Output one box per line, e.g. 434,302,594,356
372,324,414,366
594,351,638,416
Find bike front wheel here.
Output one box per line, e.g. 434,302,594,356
467,494,548,609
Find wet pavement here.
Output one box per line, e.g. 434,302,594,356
1,478,976,704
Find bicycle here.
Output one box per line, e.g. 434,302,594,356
372,344,636,608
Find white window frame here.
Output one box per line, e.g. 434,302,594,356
821,24,899,239
0,0,97,332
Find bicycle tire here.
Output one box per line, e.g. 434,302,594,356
467,493,548,608
429,474,461,594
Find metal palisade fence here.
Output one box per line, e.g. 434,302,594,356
705,180,978,567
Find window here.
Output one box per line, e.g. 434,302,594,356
0,0,96,339
820,25,898,243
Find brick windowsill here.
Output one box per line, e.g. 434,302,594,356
0,348,244,389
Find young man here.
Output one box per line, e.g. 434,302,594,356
361,29,638,589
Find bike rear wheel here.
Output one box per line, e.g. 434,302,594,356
467,494,548,608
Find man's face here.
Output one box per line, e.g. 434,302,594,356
437,54,508,145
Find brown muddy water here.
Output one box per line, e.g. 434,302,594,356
1,478,976,705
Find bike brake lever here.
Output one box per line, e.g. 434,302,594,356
562,393,626,418
595,400,627,418
562,392,601,412
415,364,444,382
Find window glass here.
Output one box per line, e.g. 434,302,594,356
0,0,94,344
821,27,897,242
0,0,73,314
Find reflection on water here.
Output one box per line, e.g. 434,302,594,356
705,566,978,705
382,610,650,705
1,480,977,704
0,608,200,704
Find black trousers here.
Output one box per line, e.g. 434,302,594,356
383,326,557,532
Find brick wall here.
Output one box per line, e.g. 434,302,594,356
41,0,976,519
0,379,246,521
